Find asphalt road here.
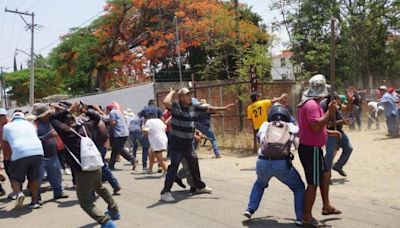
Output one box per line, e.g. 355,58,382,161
0,129,399,228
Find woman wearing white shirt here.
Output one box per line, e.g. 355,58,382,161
142,114,168,174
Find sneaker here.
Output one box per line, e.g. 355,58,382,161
54,192,69,199
295,220,302,226
101,220,116,228
8,192,17,200
160,192,175,202
157,167,163,173
215,154,222,159
243,210,253,219
332,167,347,177
15,192,25,209
28,202,41,209
113,186,121,195
64,168,72,175
105,209,121,220
142,167,148,171
196,186,213,194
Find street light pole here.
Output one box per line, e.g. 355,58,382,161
0,67,9,108
174,16,183,86
5,8,36,106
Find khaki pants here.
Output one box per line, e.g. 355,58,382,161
75,169,119,225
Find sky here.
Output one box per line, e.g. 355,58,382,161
0,0,287,72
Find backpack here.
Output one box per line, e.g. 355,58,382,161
65,126,104,171
261,121,293,159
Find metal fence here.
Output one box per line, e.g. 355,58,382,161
156,80,297,150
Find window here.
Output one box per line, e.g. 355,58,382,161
280,58,286,67
282,73,288,80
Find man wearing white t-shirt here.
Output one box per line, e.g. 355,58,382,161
367,101,384,129
143,114,168,174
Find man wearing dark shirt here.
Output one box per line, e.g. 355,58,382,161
320,93,354,177
160,87,234,202
34,104,69,201
50,103,119,228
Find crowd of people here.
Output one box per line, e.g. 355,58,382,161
0,87,230,228
0,75,398,227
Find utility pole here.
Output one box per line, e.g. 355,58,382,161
0,67,9,109
173,16,183,86
5,8,36,107
330,17,336,98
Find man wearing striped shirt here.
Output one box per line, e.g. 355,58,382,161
160,87,234,202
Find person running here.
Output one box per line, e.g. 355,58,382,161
50,103,119,228
142,113,168,174
76,104,121,195
320,92,354,178
3,111,44,209
297,74,341,227
243,104,305,226
128,111,149,171
34,104,69,202
193,98,222,158
378,86,400,137
160,87,234,202
106,104,136,170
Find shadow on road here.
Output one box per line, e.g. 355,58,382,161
0,207,32,219
147,190,220,209
331,178,350,185
242,216,340,228
240,168,256,172
134,175,164,180
373,136,400,141
242,216,297,228
79,222,98,228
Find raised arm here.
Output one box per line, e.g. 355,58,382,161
310,101,337,132
207,103,235,112
163,87,176,110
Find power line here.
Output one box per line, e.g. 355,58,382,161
36,9,104,54
26,0,41,11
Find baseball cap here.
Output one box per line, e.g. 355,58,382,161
177,87,192,96
303,74,329,98
388,87,395,93
378,85,387,91
12,112,25,120
0,108,7,116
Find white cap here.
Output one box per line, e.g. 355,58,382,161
12,112,25,120
378,85,387,91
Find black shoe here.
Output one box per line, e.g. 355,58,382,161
174,178,186,189
189,187,196,194
54,192,69,199
332,167,347,177
113,186,121,195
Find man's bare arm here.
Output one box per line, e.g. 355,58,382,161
163,87,176,110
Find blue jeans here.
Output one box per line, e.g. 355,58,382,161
39,156,64,198
325,131,353,170
247,159,305,220
196,124,220,156
99,146,120,190
386,114,400,137
129,131,149,168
